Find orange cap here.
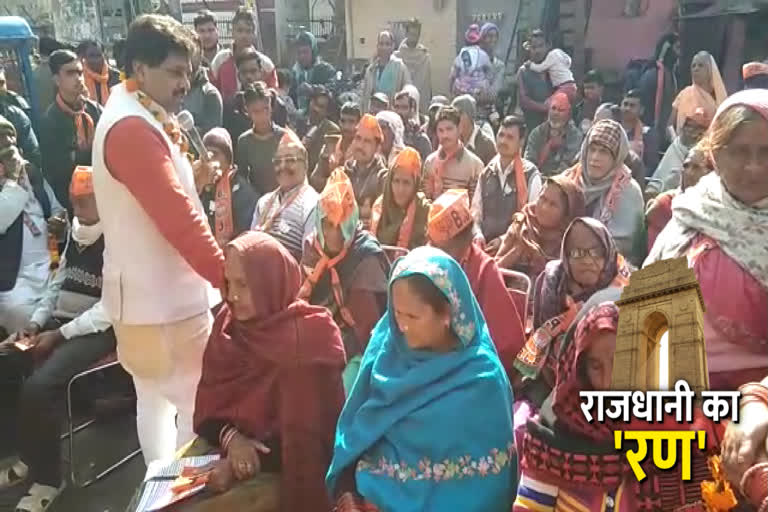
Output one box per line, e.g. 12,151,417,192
319,168,357,226
69,166,94,197
743,62,768,80
392,147,422,177
279,128,304,148
427,189,473,243
356,113,384,141
550,91,571,112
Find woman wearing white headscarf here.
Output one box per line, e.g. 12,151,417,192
375,110,406,168
563,119,645,266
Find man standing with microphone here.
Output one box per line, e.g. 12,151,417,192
91,14,223,463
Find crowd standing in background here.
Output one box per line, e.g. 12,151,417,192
0,8,767,512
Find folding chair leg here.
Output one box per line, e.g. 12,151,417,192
66,363,142,488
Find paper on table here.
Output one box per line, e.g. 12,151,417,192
135,454,220,512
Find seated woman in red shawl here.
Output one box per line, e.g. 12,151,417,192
514,291,721,512
495,175,585,281
645,143,712,251
300,168,390,391
516,217,630,406
426,189,525,376
193,231,346,511
646,89,768,391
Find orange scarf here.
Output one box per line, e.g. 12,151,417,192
298,238,356,327
256,184,306,233
125,79,190,155
511,153,529,212
214,170,234,247
370,195,417,249
628,119,645,158
55,93,94,151
428,142,463,199
84,61,111,106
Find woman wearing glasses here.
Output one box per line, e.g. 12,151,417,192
647,89,768,393
251,131,319,262
563,119,646,266
515,217,630,406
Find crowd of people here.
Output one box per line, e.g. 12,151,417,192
0,8,767,512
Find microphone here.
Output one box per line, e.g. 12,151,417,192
177,110,209,162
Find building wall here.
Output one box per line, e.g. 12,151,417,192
345,0,457,96
585,0,677,74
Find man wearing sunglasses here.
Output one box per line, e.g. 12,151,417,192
250,130,319,261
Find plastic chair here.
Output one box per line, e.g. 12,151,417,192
498,269,532,335
64,353,142,487
381,245,409,265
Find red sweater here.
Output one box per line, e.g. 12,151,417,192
104,117,224,288
463,244,526,376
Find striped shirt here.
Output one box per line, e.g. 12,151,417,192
251,182,319,262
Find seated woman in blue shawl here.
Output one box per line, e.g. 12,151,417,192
326,246,517,512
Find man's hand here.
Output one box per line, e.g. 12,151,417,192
192,155,221,194
31,329,65,362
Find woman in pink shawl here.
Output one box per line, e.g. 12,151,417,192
669,51,727,137
646,89,768,390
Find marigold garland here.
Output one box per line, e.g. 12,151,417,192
124,78,190,155
701,456,738,511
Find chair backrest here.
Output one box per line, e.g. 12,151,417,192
381,245,409,265
499,268,533,335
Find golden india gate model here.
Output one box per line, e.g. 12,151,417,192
611,257,709,394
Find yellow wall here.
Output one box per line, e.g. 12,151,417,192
345,0,457,96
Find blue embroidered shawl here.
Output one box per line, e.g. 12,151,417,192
326,246,517,511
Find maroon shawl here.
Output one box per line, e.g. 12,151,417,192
194,231,346,511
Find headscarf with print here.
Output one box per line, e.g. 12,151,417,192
565,119,632,227
516,218,630,383
326,246,516,511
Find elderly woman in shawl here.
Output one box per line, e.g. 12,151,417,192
326,246,516,512
516,217,630,405
514,289,721,512
370,147,430,250
563,119,646,266
193,231,346,512
646,89,768,391
374,110,405,168
291,31,336,112
300,168,390,391
495,175,586,280
669,51,727,138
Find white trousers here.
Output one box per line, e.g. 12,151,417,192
114,311,212,464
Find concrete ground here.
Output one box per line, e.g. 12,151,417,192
0,407,144,512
